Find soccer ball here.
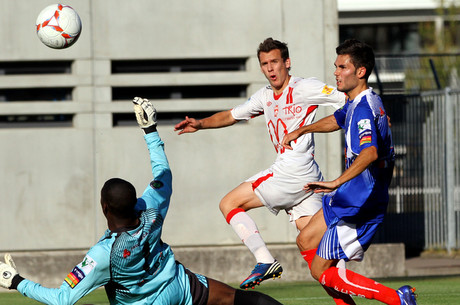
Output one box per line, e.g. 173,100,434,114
36,4,82,49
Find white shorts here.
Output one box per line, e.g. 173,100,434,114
317,217,381,262
246,166,323,223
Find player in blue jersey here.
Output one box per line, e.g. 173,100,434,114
281,39,417,305
0,98,283,305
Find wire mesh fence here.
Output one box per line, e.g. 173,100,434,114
370,54,460,95
375,89,460,255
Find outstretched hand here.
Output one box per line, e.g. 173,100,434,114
0,253,18,289
304,180,339,194
174,116,202,135
133,97,157,128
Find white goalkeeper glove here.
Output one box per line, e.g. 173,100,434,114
0,254,18,289
133,97,157,128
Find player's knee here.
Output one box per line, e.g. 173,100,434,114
219,192,244,216
296,231,315,252
219,197,232,215
296,234,307,251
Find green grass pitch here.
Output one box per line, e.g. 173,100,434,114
1,276,459,304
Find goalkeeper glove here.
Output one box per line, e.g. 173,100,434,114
133,97,157,128
0,254,19,289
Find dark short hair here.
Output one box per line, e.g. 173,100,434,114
336,39,375,80
257,37,290,62
101,178,137,219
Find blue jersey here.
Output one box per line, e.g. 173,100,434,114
17,132,183,305
323,89,395,224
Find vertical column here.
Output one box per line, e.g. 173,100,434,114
73,59,94,129
93,59,113,128
444,87,455,253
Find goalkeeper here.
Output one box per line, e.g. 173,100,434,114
0,98,283,305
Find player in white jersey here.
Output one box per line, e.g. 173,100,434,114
282,39,417,305
232,76,343,215
0,98,283,305
174,38,345,289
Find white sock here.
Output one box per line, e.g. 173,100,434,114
228,209,275,264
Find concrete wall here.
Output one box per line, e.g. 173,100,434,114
0,0,341,252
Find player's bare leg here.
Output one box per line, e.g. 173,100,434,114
219,182,264,216
298,211,417,305
295,210,356,304
219,182,283,289
294,215,312,231
207,278,234,305
296,209,327,252
207,278,283,305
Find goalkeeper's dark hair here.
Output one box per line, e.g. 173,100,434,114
257,37,289,63
336,39,375,80
101,178,137,219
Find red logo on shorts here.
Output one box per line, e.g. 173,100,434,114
123,249,131,258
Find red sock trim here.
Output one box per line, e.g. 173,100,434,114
226,208,245,224
300,248,317,270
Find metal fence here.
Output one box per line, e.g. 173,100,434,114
375,89,460,255
370,54,460,95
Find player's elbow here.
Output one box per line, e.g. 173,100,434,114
226,112,238,126
366,146,379,162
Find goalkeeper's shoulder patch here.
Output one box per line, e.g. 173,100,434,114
150,180,164,189
65,255,97,288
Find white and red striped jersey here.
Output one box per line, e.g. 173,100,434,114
231,76,345,174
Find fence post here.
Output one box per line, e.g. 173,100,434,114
444,87,455,254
